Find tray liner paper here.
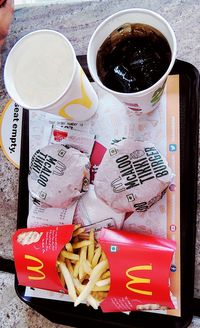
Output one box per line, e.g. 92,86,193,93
12,74,181,316
13,225,176,313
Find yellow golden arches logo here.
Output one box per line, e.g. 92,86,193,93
59,70,93,120
126,264,152,296
25,254,46,281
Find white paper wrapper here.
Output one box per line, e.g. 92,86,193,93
49,124,95,157
73,184,125,230
122,200,167,238
28,144,90,208
94,139,173,212
27,201,77,228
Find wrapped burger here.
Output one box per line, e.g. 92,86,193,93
28,144,90,208
94,139,173,212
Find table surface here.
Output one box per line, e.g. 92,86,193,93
0,0,199,327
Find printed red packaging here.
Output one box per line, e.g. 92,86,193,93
90,140,107,183
99,228,176,312
13,225,176,312
13,225,74,293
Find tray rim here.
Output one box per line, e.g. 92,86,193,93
15,58,200,327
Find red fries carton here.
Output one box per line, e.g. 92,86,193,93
13,225,73,293
13,225,176,312
99,228,176,312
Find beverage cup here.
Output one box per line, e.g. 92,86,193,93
87,8,177,114
4,29,98,121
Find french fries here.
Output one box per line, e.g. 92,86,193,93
57,226,110,309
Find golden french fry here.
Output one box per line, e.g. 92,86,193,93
57,227,110,309
92,247,101,268
65,243,73,252
79,264,85,281
88,230,95,263
73,224,81,231
78,233,90,240
72,240,91,249
58,253,65,262
73,278,99,309
56,260,61,272
61,250,79,261
83,260,92,275
91,291,108,302
80,246,87,262
72,236,79,243
79,246,87,280
79,273,89,283
86,295,100,309
73,227,85,237
73,260,80,278
100,251,106,262
66,259,74,276
59,262,77,301
81,274,90,281
101,270,110,279
92,285,110,292
73,277,84,292
96,277,111,287
74,260,108,307
70,260,77,264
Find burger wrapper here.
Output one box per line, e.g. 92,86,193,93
73,184,125,230
49,124,95,158
13,225,176,312
122,201,167,237
94,139,173,212
28,144,90,208
27,202,77,228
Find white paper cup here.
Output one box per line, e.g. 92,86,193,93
87,9,177,114
4,30,98,121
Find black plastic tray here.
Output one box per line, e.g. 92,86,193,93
15,57,199,328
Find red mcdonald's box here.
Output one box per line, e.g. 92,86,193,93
99,228,176,312
12,225,176,313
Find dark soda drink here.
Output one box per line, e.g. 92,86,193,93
96,23,171,93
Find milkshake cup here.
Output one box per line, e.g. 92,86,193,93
4,29,98,121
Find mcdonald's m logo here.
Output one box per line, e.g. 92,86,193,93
126,264,152,296
25,254,46,281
